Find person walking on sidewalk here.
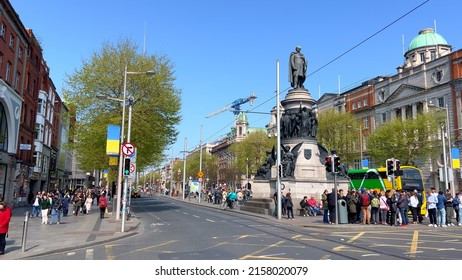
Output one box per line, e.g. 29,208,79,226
73,193,83,216
427,188,438,227
99,193,108,219
62,194,70,217
436,190,447,227
84,195,93,214
40,194,51,225
397,190,409,227
0,201,12,255
50,194,62,224
321,189,329,223
285,192,294,220
31,193,41,218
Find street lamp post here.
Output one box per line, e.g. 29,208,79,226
429,102,453,196
181,138,187,200
98,65,154,226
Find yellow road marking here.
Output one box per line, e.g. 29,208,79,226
239,240,285,260
348,232,365,243
105,244,114,260
409,230,419,257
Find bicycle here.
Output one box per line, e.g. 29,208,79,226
221,199,237,210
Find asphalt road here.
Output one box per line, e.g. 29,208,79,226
28,196,462,260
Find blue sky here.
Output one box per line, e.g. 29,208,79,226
10,0,462,163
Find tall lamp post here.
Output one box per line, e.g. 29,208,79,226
429,102,453,196
98,65,154,223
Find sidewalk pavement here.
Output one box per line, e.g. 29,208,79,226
0,201,140,260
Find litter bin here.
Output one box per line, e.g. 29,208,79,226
337,199,348,224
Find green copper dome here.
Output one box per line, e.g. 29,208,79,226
408,28,448,51
236,111,248,123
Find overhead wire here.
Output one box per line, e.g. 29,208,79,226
171,0,430,158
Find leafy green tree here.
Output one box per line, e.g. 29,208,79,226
316,109,358,165
367,112,442,167
229,130,275,176
63,38,181,172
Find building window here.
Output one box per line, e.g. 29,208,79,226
0,103,8,151
352,102,357,110
363,117,369,129
37,99,44,114
9,34,14,48
357,101,362,109
14,72,20,90
420,52,425,63
5,61,11,82
18,47,23,61
0,22,5,39
35,123,43,141
431,51,436,60
364,99,368,107
438,97,444,108
382,113,387,123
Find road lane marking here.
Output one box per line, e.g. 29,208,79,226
105,245,114,260
182,212,189,215
193,215,200,218
347,232,365,243
292,234,324,242
67,252,76,256
239,240,285,260
206,219,215,222
409,230,419,257
85,248,94,260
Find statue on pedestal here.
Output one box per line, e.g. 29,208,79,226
289,46,307,89
255,146,276,179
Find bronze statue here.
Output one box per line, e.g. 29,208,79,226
255,146,276,179
289,46,307,89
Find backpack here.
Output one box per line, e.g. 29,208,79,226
99,199,107,208
371,197,380,208
361,193,370,206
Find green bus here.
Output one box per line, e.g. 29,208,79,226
347,166,426,214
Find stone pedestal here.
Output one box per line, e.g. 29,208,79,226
247,87,350,212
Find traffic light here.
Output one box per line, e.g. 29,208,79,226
334,156,341,173
386,159,394,176
394,160,402,176
325,156,332,173
124,158,131,175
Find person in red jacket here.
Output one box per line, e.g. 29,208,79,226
98,193,108,219
0,201,12,255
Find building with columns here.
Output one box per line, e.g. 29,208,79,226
317,28,462,191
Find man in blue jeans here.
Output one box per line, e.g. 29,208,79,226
436,190,447,227
397,190,409,227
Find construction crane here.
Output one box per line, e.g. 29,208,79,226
205,93,257,118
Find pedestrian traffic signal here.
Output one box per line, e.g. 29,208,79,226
325,157,332,173
124,158,131,175
386,159,394,176
334,156,341,173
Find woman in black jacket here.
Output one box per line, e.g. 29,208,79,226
387,189,398,226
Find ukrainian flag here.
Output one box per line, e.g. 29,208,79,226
106,125,120,156
452,147,460,169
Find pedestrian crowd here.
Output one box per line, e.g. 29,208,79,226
29,187,109,225
272,187,462,227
